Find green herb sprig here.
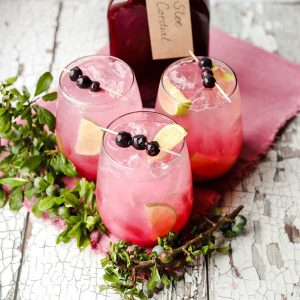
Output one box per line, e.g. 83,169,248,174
101,206,246,299
0,74,107,250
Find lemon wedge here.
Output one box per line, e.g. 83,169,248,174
75,118,103,156
159,78,191,116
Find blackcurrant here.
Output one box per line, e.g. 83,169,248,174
69,66,83,81
115,131,132,148
201,68,213,78
146,141,160,156
132,134,147,150
76,75,92,89
202,74,216,88
198,57,213,69
89,81,101,92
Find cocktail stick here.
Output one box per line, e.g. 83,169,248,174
84,118,181,157
188,50,232,103
63,68,122,97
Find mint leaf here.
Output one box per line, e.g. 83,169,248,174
32,199,43,217
0,187,7,208
217,246,230,254
34,72,53,96
0,114,11,133
38,196,57,211
21,155,43,171
67,222,82,238
9,186,23,211
147,265,161,291
0,178,29,187
42,91,57,101
33,105,56,131
0,108,6,116
5,76,18,86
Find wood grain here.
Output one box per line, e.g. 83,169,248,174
209,3,300,299
0,0,60,299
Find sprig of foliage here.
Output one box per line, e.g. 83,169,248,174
101,206,246,299
0,74,107,250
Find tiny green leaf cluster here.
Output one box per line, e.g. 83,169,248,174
101,206,246,299
0,74,107,250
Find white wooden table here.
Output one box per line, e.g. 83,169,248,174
1,1,300,299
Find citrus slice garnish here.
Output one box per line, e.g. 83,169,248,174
213,65,234,82
75,118,103,156
145,204,177,237
149,124,187,161
154,124,187,151
159,78,191,116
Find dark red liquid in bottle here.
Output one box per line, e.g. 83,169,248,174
108,0,210,107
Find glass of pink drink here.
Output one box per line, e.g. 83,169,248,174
56,55,142,181
155,57,242,181
96,111,193,247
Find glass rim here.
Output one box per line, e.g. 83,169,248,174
161,56,238,109
59,54,136,108
102,111,186,171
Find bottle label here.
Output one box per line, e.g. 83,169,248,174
146,0,194,60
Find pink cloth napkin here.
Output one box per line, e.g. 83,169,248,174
207,29,300,190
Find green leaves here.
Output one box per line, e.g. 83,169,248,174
33,105,56,131
50,153,77,177
38,196,57,212
34,72,53,96
0,178,29,187
42,91,57,101
9,186,23,211
21,155,43,172
0,187,7,208
147,265,161,291
220,215,247,238
5,76,18,86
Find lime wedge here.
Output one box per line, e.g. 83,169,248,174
145,203,177,237
149,124,187,161
154,124,187,151
159,78,191,116
213,66,234,82
75,118,103,156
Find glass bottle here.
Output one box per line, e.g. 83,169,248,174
107,0,210,107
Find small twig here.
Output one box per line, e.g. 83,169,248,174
203,216,216,227
129,205,244,270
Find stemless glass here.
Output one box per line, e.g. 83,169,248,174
56,55,142,181
96,111,193,247
155,57,242,181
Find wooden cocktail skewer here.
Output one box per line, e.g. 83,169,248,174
188,50,232,103
85,118,181,157
63,68,122,97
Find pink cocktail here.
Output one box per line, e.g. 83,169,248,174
56,55,142,180
96,111,193,247
155,57,243,181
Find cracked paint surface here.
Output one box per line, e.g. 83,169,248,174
210,116,300,299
